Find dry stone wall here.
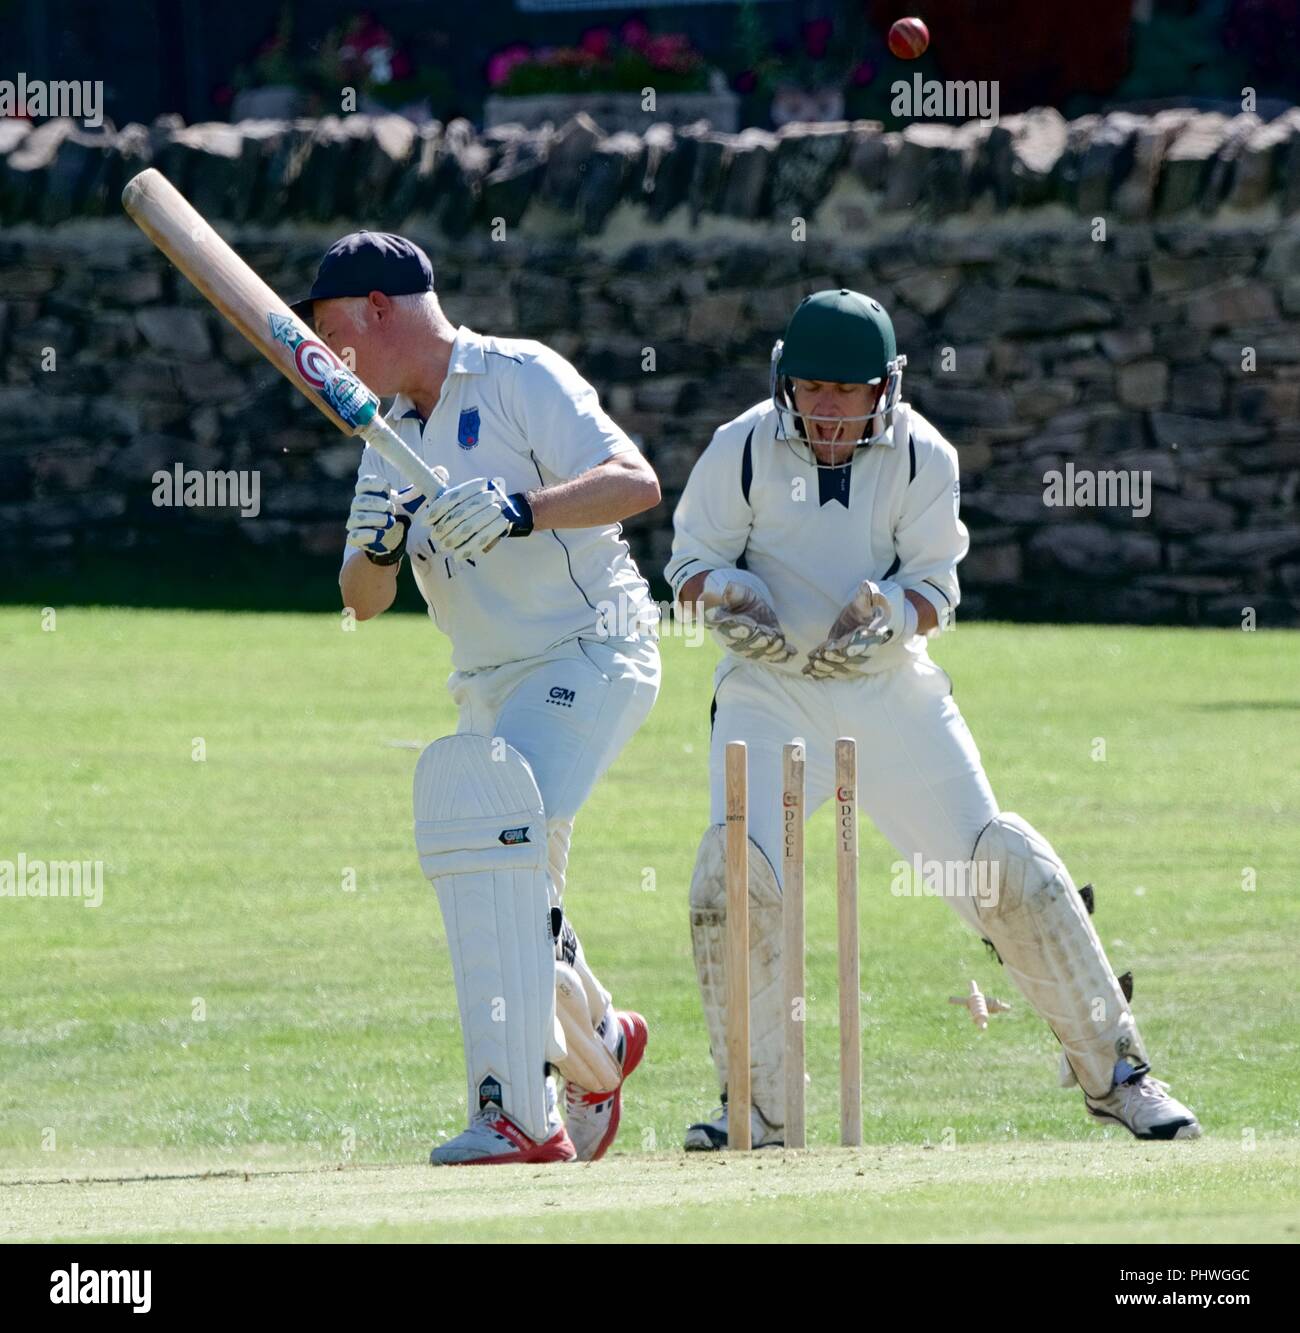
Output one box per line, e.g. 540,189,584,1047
2,108,1298,621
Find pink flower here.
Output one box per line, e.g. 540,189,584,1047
487,54,513,88
643,33,695,69
487,43,531,88
349,15,393,54
850,59,875,87
391,50,413,81
803,18,833,59
620,18,650,50
580,27,612,58
734,70,757,93
642,35,670,65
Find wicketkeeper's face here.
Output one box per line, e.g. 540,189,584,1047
790,378,885,463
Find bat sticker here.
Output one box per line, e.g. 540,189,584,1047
267,313,378,429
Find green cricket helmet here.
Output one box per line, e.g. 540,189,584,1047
770,288,907,452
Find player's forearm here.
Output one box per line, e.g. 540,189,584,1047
526,454,660,532
905,589,939,635
340,552,399,620
677,570,710,608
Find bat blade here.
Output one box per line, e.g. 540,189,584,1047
121,168,443,499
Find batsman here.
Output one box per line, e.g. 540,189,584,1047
667,289,1201,1148
302,232,661,1165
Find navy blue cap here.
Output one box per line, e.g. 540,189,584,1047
290,231,435,323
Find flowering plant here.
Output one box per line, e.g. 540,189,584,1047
489,20,710,96
231,8,298,90
232,9,453,117
732,3,865,99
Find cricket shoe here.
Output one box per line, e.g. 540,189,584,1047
564,1010,649,1162
683,1095,783,1151
430,1077,576,1165
1085,1070,1202,1141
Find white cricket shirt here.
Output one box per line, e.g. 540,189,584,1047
343,325,655,672
665,398,966,677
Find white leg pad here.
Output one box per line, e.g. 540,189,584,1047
689,825,784,1126
414,734,563,1144
972,813,1149,1098
554,960,622,1093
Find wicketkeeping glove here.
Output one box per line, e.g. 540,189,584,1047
701,568,798,663
803,579,913,678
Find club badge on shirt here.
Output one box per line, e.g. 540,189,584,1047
458,407,481,449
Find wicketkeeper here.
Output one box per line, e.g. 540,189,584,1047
667,288,1201,1148
299,231,661,1164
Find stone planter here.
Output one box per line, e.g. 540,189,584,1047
484,89,739,134
230,85,304,121
770,86,845,129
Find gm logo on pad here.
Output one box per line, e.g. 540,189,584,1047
499,826,531,845
547,686,575,708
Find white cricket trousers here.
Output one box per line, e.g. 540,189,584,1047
449,633,661,1025
450,633,661,892
709,653,998,933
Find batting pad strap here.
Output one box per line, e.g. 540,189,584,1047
415,813,546,877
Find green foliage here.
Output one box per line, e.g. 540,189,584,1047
232,6,296,92
1116,11,1252,101
500,48,709,98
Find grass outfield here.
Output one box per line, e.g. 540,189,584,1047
2,607,1298,1242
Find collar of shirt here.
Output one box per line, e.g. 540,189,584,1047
878,401,907,448
388,324,486,424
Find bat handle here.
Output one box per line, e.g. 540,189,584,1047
357,414,446,501
356,409,505,555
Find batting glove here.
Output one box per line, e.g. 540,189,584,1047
424,476,533,559
346,475,428,565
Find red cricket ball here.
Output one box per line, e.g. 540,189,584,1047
887,16,930,60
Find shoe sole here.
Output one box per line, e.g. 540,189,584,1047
1086,1106,1202,1141
431,1126,577,1166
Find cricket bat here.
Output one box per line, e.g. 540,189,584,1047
120,167,444,500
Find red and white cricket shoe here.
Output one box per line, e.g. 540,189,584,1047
564,1010,649,1162
430,1077,576,1166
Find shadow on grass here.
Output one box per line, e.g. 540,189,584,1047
1,549,431,614
1183,702,1300,711
1,547,677,614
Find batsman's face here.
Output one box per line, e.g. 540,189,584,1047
313,296,401,395
790,378,885,464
